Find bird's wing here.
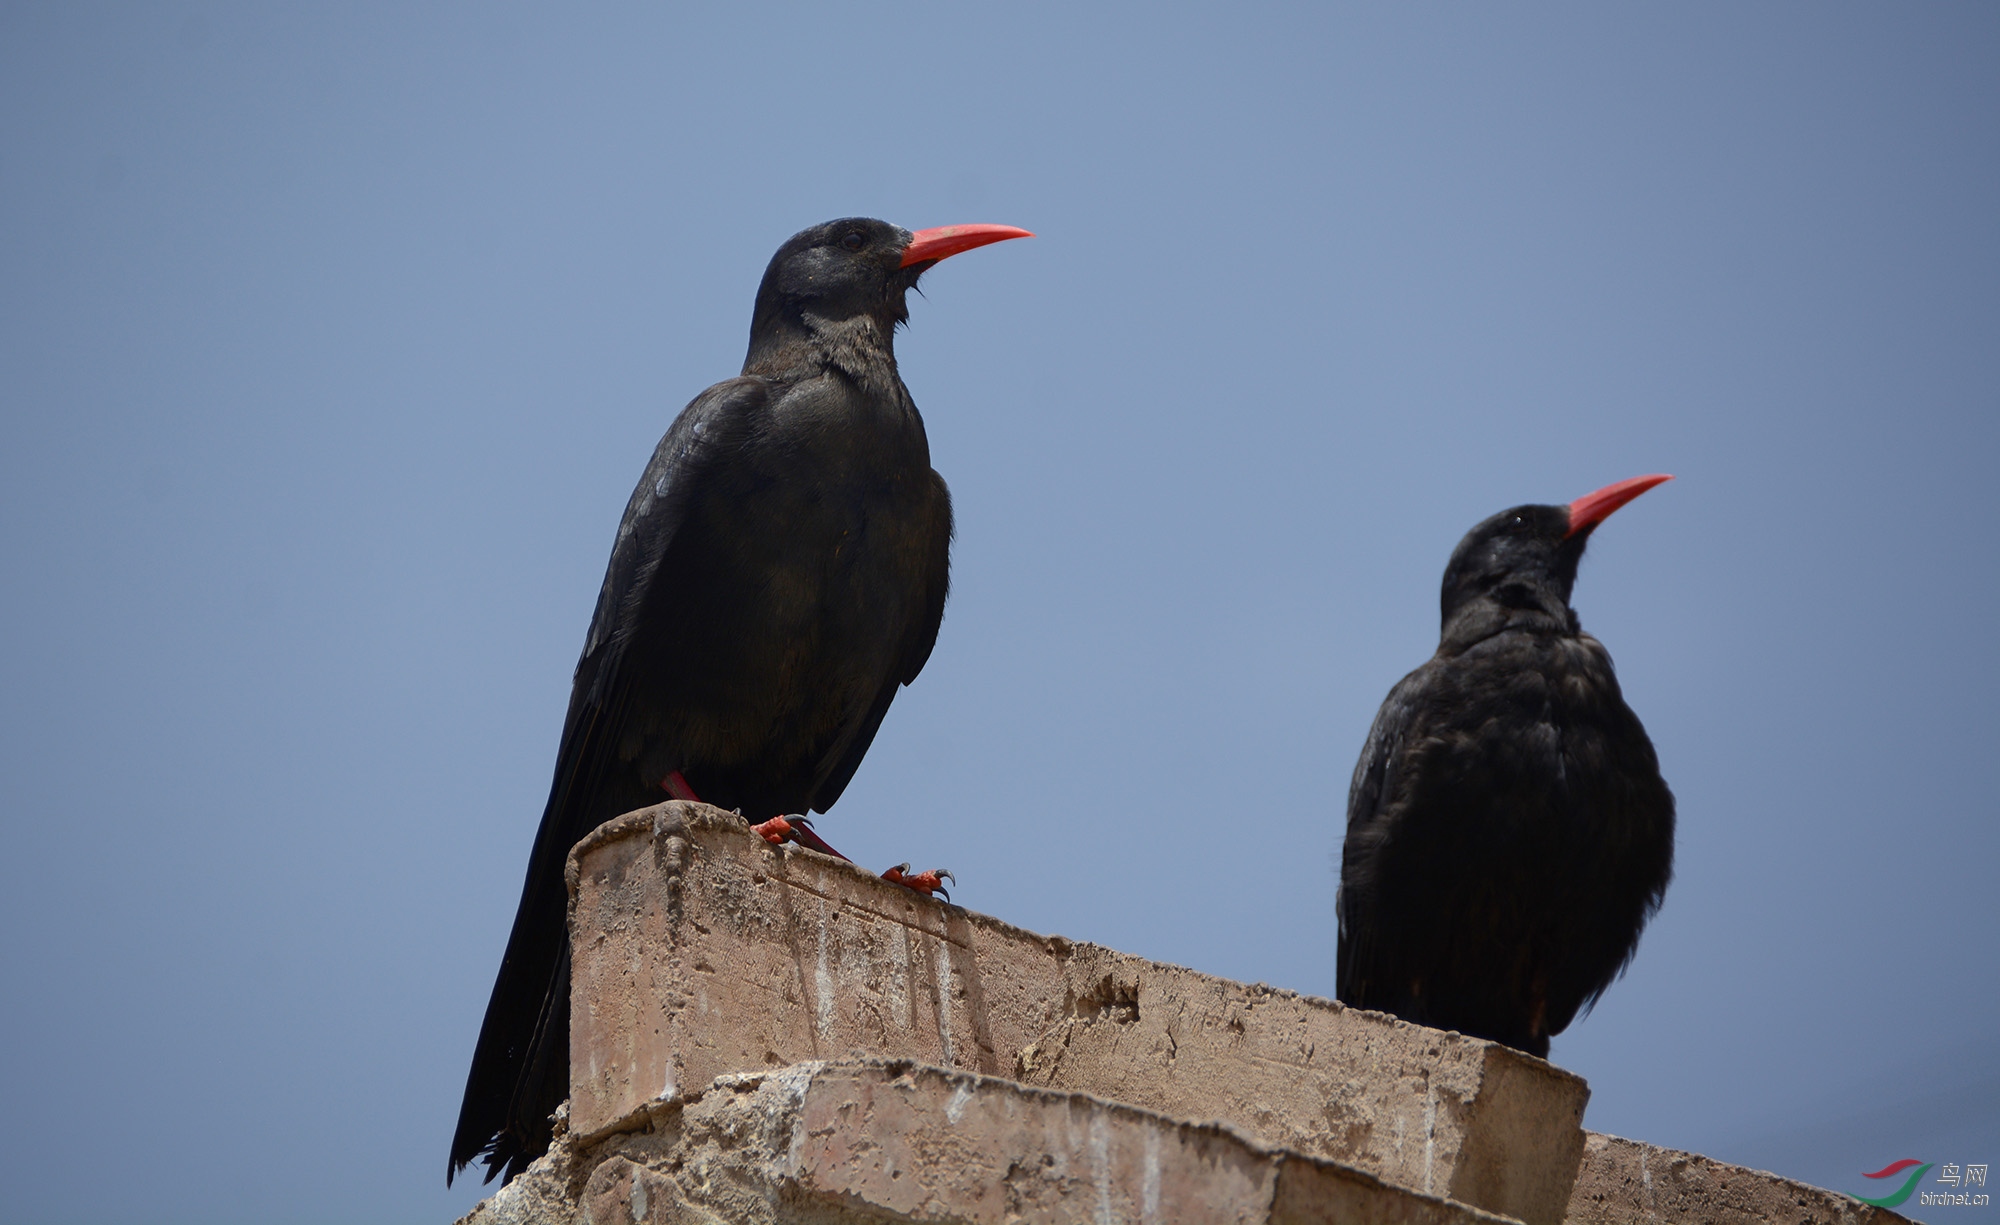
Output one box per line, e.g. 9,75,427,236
1336,664,1430,1006
807,468,953,813
450,376,769,1186
1346,672,1422,838
571,377,772,722
896,469,954,686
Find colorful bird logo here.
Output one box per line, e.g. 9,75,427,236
1854,1159,1933,1207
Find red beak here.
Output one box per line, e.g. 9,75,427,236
1566,474,1674,539
900,224,1034,268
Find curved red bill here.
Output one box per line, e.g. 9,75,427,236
900,223,1034,268
1566,473,1674,539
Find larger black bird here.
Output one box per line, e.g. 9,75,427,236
1337,474,1676,1059
450,218,1030,1185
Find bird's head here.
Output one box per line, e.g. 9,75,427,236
1438,474,1672,648
746,218,1031,370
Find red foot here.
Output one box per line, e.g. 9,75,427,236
750,815,797,845
881,863,954,901
748,813,852,863
659,774,856,863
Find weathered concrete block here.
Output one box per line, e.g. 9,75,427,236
1015,943,1585,1223
565,803,1589,1223
793,1061,1514,1224
1563,1132,1914,1225
464,1060,1515,1225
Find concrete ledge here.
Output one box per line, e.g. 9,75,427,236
1564,1132,1914,1225
564,803,1589,1224
464,1060,1517,1225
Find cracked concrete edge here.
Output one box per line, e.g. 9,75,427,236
565,802,1093,966
462,1059,1521,1225
1564,1132,1916,1225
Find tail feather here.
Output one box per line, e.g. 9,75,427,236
451,693,647,1186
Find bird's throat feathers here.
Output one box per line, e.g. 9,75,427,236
746,289,913,384
1439,593,1581,656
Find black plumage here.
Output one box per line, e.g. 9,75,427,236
1337,474,1676,1059
450,218,1028,1185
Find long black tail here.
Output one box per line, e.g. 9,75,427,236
448,814,579,1185
450,695,651,1186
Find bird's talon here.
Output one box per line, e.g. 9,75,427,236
881,863,954,901
750,815,798,845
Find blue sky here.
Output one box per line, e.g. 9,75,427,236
1,5,1994,1222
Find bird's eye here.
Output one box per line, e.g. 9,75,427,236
840,231,866,252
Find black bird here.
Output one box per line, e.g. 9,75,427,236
449,218,1030,1185
1337,474,1676,1059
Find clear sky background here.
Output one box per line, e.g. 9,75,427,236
2,4,1994,1222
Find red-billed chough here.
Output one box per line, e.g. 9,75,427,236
1337,474,1677,1059
449,218,1029,1185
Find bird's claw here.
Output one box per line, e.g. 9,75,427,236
750,814,809,845
881,862,954,902
746,813,852,863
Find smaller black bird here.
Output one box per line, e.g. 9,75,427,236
1337,474,1676,1058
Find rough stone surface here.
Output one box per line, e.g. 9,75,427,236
1564,1132,1913,1225
460,1060,1515,1225
563,802,1590,1224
